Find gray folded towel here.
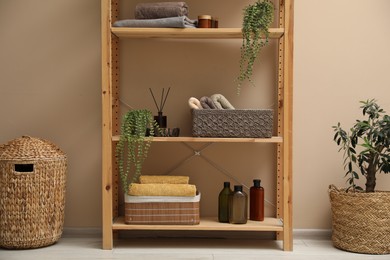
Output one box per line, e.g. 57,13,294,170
135,2,189,19
200,96,217,109
113,16,197,28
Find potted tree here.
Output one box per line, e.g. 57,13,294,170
116,109,157,195
237,0,274,94
331,99,390,254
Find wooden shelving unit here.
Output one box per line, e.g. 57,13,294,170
112,136,283,143
111,27,284,39
101,0,293,251
112,217,283,232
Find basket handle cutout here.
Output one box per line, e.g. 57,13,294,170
14,164,34,174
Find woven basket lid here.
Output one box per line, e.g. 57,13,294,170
0,136,66,161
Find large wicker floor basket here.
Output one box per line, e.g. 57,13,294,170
329,185,390,254
0,136,67,249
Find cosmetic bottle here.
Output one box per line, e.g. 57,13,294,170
218,182,232,223
250,179,264,221
228,185,248,224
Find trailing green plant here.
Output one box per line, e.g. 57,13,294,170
333,99,390,192
237,0,274,94
116,109,158,194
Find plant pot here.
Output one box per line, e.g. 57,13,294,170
328,185,390,254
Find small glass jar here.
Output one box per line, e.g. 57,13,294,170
211,17,219,28
198,15,212,28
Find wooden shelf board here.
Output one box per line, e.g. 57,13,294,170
111,136,283,143
113,217,283,232
111,27,284,39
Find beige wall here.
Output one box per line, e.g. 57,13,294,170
1,0,389,230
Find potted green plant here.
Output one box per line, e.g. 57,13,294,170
237,0,274,94
116,109,158,194
330,99,390,254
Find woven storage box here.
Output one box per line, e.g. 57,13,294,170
0,136,67,249
329,185,390,254
125,192,200,225
192,109,273,138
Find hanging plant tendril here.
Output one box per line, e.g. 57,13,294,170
237,0,274,95
116,109,158,194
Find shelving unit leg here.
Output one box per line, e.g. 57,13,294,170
281,0,294,251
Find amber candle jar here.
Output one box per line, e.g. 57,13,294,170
198,15,212,28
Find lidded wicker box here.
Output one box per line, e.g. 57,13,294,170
192,109,274,138
0,136,67,249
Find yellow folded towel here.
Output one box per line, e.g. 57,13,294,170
139,175,189,184
128,183,196,197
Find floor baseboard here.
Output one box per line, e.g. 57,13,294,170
62,227,332,240
62,227,102,238
293,229,332,240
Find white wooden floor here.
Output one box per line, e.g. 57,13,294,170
1,230,389,260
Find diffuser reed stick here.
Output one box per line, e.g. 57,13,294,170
149,87,171,113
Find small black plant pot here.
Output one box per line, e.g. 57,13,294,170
158,128,180,137
146,128,180,137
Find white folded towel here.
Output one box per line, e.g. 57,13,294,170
188,97,203,109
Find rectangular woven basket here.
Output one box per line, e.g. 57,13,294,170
192,109,273,138
124,193,200,225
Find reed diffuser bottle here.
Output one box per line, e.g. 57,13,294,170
250,179,264,221
149,87,170,129
228,185,248,224
218,182,232,223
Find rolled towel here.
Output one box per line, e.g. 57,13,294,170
139,175,189,184
135,2,189,19
200,96,217,109
113,16,197,28
188,97,203,109
128,183,197,197
211,94,235,109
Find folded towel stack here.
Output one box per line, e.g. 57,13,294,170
188,94,235,110
128,175,197,197
113,2,197,28
139,175,189,184
135,2,189,19
113,16,196,28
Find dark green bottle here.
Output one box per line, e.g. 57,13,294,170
229,185,248,224
218,182,232,222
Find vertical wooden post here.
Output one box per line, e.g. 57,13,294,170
101,0,113,250
276,0,286,242
282,0,294,251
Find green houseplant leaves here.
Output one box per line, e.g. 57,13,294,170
116,109,158,194
237,0,274,94
333,99,390,192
